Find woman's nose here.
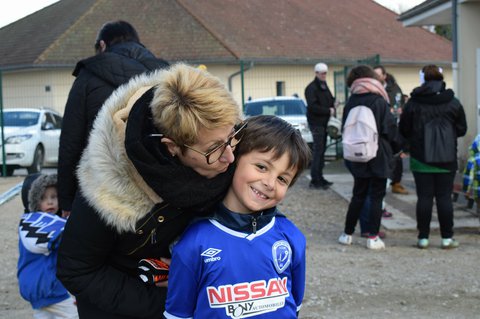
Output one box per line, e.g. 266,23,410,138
219,145,235,164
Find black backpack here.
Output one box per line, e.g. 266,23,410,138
423,114,456,163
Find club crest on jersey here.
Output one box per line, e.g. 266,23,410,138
207,277,289,318
272,240,291,274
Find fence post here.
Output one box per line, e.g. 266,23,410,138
0,70,6,176
240,60,245,111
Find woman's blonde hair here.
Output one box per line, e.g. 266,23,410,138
151,63,242,146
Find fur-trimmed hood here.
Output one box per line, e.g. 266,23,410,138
78,65,238,234
28,174,57,212
77,70,167,233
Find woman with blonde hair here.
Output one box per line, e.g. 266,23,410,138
57,63,243,318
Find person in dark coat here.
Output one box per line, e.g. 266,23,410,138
57,20,169,217
304,62,336,189
374,65,409,195
56,63,243,319
338,65,400,250
399,64,467,249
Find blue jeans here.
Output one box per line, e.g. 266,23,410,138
344,175,387,236
344,161,371,233
309,124,327,184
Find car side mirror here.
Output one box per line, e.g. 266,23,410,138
42,122,55,130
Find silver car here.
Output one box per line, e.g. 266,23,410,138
0,108,62,176
244,96,313,146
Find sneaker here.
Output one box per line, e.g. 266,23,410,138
321,179,333,186
366,236,385,250
417,238,429,249
361,231,386,239
309,182,328,190
338,233,352,245
382,209,393,218
391,182,409,194
441,238,459,249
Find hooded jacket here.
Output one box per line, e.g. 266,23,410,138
58,41,169,212
342,93,400,178
56,70,235,319
399,81,467,171
18,174,68,310
28,174,58,212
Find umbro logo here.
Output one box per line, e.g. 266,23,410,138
201,248,222,263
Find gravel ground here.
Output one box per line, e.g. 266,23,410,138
1,169,480,318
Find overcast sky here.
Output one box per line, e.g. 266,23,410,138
0,0,426,29
0,0,59,28
373,0,426,14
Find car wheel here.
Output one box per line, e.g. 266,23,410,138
28,146,44,174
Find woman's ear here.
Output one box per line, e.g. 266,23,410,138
161,137,180,157
98,40,107,52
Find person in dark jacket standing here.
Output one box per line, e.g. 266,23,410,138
304,62,336,189
57,20,169,217
399,65,467,249
338,65,399,250
374,65,409,195
56,64,243,319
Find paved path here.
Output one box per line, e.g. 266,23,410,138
0,165,478,232
322,159,480,231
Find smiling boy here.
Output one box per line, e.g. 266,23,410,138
164,115,311,319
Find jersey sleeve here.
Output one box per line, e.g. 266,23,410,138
288,222,307,312
164,224,203,319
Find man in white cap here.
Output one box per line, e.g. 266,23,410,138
304,62,336,189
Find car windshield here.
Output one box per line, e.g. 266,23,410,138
3,111,40,127
244,99,306,116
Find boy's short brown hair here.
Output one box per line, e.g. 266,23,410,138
235,115,311,185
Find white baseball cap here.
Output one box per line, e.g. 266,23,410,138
314,63,328,73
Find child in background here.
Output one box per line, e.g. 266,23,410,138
164,115,311,319
17,174,78,319
463,134,480,218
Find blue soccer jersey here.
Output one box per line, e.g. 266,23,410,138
164,215,306,319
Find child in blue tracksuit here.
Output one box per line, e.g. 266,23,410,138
17,174,78,318
164,115,311,319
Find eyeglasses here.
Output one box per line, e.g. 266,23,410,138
184,122,247,164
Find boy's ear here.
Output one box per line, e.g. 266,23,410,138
161,137,180,157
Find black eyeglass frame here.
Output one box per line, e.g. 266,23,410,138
183,122,247,164
149,122,247,165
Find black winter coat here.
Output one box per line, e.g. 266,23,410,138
57,73,234,319
58,41,169,211
305,77,335,127
342,93,400,178
399,81,467,171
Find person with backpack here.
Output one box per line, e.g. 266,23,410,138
338,65,400,250
399,64,467,249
